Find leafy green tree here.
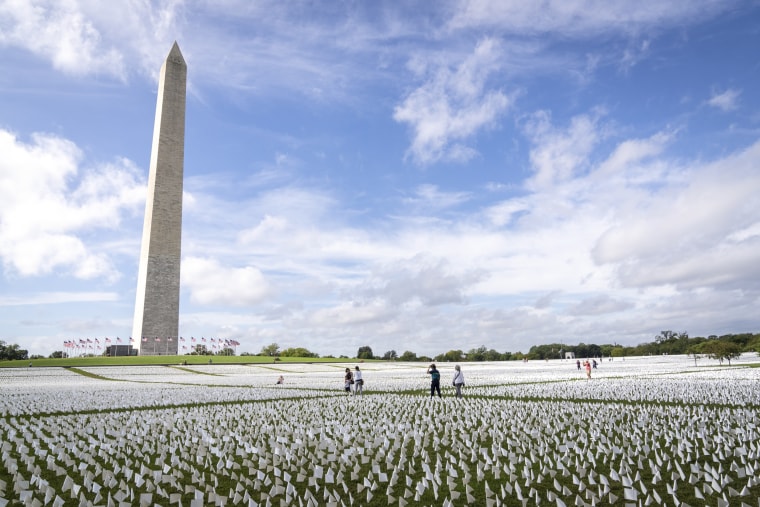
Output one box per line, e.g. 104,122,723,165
260,343,280,357
467,346,488,361
484,349,503,361
527,343,566,360
700,340,741,365
280,347,319,358
574,343,601,359
382,350,398,360
217,347,235,356
0,341,28,361
49,350,65,359
399,350,418,361
357,346,374,359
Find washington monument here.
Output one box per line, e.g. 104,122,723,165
132,42,186,355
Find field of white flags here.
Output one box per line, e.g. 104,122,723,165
2,355,760,507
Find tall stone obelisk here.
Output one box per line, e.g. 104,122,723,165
132,42,186,355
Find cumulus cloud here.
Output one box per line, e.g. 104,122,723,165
0,129,145,280
393,38,513,165
182,257,271,307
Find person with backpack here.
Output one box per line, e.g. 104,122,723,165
427,363,442,398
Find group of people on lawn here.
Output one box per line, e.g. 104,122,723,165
341,363,466,398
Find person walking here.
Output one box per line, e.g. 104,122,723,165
452,364,465,398
584,360,592,379
344,367,354,394
353,366,364,396
427,364,442,398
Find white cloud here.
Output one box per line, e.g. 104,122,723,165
182,257,272,307
358,253,488,307
0,0,184,79
707,88,741,112
594,132,672,177
0,129,144,280
0,0,124,78
523,111,604,190
393,38,513,165
307,300,395,328
593,139,760,290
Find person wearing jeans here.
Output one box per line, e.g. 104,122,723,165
427,364,441,398
354,366,364,396
452,364,465,398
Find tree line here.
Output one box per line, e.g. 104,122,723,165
523,331,760,365
239,332,760,365
3,331,760,363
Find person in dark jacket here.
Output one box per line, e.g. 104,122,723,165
427,364,442,398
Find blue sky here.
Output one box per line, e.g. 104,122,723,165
1,1,760,358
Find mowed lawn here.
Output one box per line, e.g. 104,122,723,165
1,355,760,506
